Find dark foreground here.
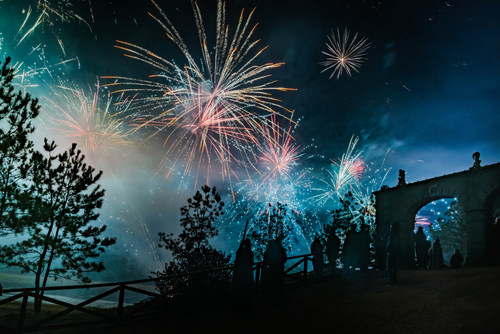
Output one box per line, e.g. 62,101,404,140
62,267,500,333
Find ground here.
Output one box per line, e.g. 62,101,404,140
94,267,500,334
4,267,500,333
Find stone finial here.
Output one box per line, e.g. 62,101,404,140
398,169,406,186
472,152,481,169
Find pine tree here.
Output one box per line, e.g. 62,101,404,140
0,139,116,313
0,57,40,235
154,185,231,299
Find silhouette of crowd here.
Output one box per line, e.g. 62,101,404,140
413,226,464,270
231,219,475,302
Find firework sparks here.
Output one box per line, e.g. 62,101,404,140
258,115,301,183
350,149,392,229
16,1,92,55
41,80,134,153
311,145,392,234
10,56,79,93
312,136,365,205
103,0,295,188
245,114,309,207
320,28,371,79
215,117,317,257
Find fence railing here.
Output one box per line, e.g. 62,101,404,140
0,252,315,332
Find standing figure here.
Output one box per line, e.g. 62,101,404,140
429,238,444,269
414,226,429,269
492,217,500,265
311,237,324,280
450,249,464,269
262,239,287,295
358,224,372,272
424,239,431,267
232,239,254,309
386,222,400,284
342,226,356,270
326,232,340,275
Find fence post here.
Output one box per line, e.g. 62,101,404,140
117,284,125,319
303,256,308,280
17,291,29,331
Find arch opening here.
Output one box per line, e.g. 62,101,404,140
414,197,466,267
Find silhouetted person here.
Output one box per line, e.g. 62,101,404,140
414,226,429,269
450,249,464,269
493,217,500,265
373,233,387,270
386,222,400,284
358,224,372,272
342,226,356,270
311,237,324,279
425,239,431,267
429,238,444,269
232,238,254,310
326,232,340,275
262,239,287,295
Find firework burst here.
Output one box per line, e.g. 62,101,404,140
216,117,318,258
320,28,371,79
257,115,301,184
41,80,134,153
103,0,295,188
312,136,365,206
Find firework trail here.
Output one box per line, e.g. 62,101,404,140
320,28,371,79
311,136,365,206
41,80,135,154
103,0,295,189
15,1,92,56
311,140,392,234
10,56,79,93
1,1,87,95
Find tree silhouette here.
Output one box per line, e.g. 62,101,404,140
430,200,466,258
319,191,375,243
248,202,292,261
154,185,231,299
0,57,39,235
318,191,376,268
0,56,116,313
0,139,116,313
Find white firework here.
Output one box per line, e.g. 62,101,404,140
320,28,371,79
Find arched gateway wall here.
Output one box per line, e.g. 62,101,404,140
374,162,500,267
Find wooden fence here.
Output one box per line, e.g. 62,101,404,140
0,253,315,333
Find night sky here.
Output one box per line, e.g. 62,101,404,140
0,0,499,280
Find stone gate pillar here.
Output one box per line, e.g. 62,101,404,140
464,208,489,265
401,217,416,268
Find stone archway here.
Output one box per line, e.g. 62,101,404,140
374,160,500,267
